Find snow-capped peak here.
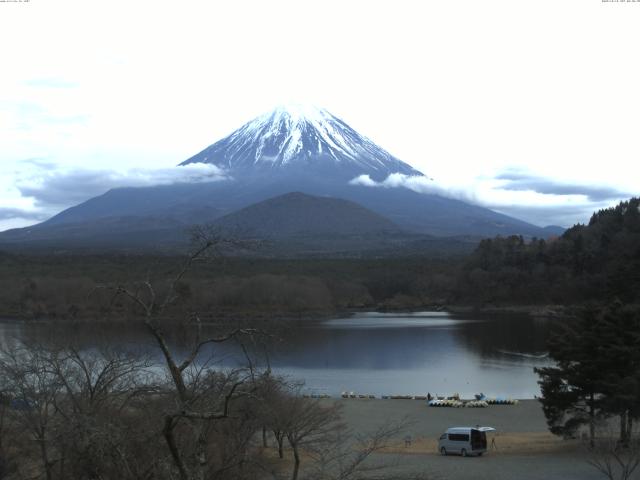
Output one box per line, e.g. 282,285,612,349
269,103,332,125
246,104,362,164
180,105,423,181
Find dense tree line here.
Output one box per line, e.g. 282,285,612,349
457,198,640,306
0,255,460,321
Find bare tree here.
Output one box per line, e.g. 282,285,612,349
303,418,411,480
252,372,300,460
104,230,265,480
0,384,15,479
586,424,640,480
0,341,158,480
46,346,151,415
0,343,62,480
45,346,155,479
281,395,343,480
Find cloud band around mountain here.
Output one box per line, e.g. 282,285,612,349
0,208,49,222
495,171,633,202
350,171,635,228
350,173,478,203
0,162,229,228
17,162,228,209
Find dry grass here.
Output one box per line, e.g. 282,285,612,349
384,432,582,456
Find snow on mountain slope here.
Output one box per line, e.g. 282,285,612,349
181,105,422,181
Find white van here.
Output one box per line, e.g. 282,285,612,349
438,426,495,457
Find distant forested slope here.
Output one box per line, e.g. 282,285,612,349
1,199,637,321
456,198,640,305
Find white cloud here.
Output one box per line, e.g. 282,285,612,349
349,175,377,187
350,173,474,202
0,163,228,231
17,162,227,207
350,172,633,227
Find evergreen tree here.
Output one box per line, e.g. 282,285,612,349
459,197,640,306
535,308,606,446
594,304,640,446
536,304,640,445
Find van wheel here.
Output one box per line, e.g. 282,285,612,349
478,452,483,456
440,447,447,456
461,448,467,457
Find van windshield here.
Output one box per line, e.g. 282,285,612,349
470,429,487,450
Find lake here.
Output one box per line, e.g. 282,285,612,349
0,311,554,398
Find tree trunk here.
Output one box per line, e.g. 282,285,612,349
620,411,629,446
589,393,595,448
38,431,53,480
146,322,188,400
163,416,190,480
58,445,66,480
291,443,300,480
275,431,284,459
194,421,208,480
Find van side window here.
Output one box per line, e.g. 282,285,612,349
448,433,470,442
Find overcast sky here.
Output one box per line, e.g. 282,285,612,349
1,0,639,231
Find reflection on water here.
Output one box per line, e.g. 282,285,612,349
0,311,554,398
267,312,553,398
322,313,472,329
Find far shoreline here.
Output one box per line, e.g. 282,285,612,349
0,303,574,324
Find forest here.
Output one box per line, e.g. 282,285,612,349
459,197,640,306
1,198,638,322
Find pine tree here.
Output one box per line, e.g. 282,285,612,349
535,308,606,446
536,304,640,446
594,304,640,446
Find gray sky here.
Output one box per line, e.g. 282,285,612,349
1,0,639,230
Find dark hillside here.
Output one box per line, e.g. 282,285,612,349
213,192,400,237
457,198,640,305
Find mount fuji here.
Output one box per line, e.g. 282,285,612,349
0,105,559,253
180,104,422,181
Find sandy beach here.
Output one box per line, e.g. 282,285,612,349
325,399,605,480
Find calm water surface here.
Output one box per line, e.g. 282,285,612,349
0,311,554,398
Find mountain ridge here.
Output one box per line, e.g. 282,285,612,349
0,105,563,249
